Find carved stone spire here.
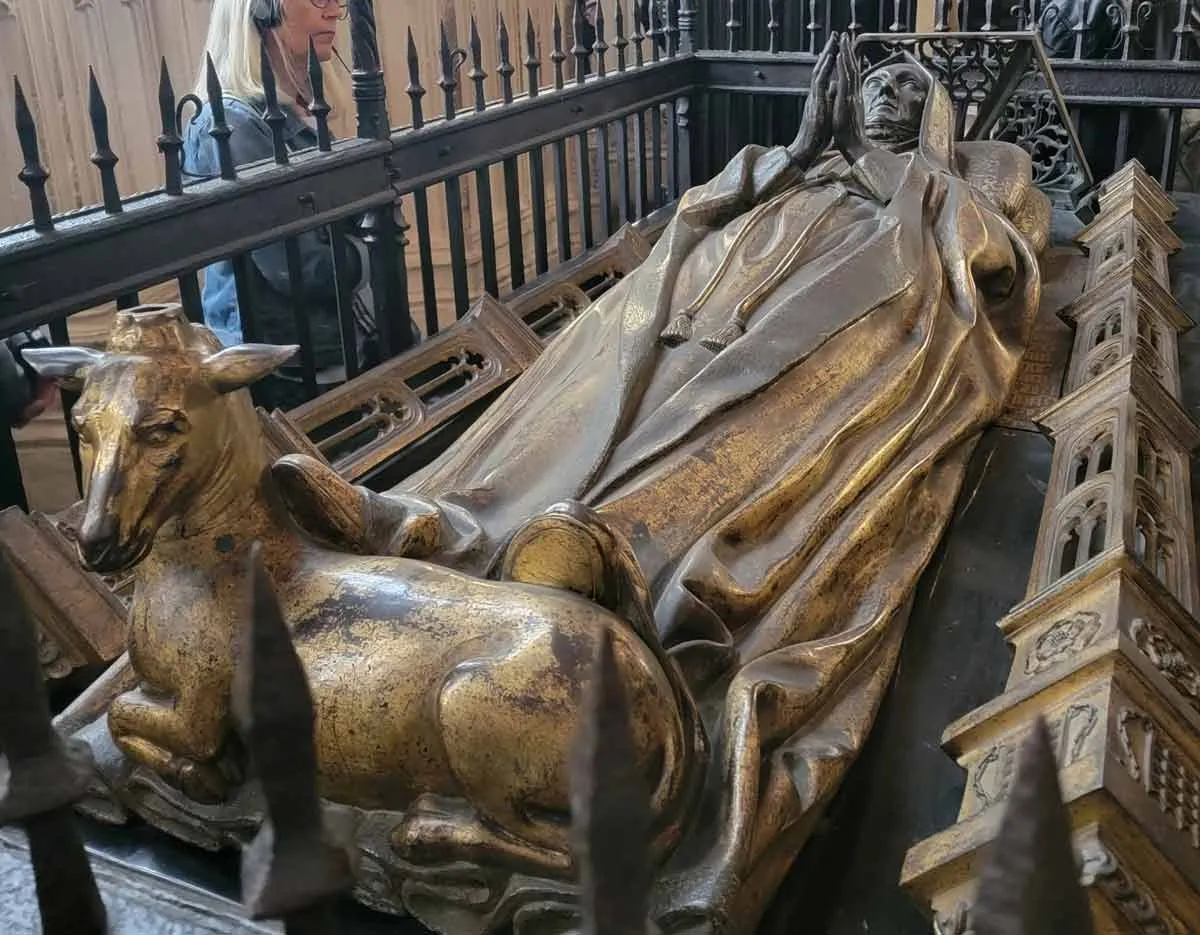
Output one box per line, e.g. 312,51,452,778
903,161,1200,935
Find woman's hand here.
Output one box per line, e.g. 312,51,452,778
832,33,873,164
788,33,838,171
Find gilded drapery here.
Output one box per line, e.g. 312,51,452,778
353,57,1051,931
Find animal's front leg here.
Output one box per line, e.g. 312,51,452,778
109,685,234,803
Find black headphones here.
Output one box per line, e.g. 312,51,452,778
250,0,283,31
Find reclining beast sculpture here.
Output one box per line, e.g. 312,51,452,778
30,37,1052,935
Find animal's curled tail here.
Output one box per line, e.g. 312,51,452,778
495,501,708,861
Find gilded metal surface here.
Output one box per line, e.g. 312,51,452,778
30,38,1049,935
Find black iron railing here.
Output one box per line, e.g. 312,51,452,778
3,0,1200,511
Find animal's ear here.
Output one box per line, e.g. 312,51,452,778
200,344,298,395
21,346,105,392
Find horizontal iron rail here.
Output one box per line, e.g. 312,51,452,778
0,60,697,338
387,59,696,193
693,51,1200,109
0,140,392,336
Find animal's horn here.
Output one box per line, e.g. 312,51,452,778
21,346,105,392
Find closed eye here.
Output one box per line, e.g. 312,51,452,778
137,414,188,445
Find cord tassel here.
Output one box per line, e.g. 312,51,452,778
659,311,695,346
700,318,745,353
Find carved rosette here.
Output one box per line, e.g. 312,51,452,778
1024,610,1104,675
1130,617,1200,712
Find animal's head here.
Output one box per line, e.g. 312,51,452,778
24,304,296,573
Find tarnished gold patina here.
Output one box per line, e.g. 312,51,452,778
32,41,1050,935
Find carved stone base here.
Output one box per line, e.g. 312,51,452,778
901,556,1200,932
916,822,1194,935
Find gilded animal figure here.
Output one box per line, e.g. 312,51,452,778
27,305,704,883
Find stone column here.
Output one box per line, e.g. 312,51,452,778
902,161,1200,935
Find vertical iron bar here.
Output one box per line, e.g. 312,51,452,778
444,177,472,316
768,0,781,51
668,0,681,55
616,1,630,69
727,0,740,51
13,78,53,232
526,14,551,275
284,238,319,398
230,254,263,344
631,0,648,219
595,1,609,75
651,0,664,59
614,4,631,223
651,107,664,208
468,16,500,297
650,3,664,210
392,203,415,347
413,189,439,334
595,5,613,240
86,70,138,307
571,0,595,249
205,55,236,180
1161,107,1183,191
1172,0,1192,60
576,130,596,250
362,204,414,359
633,0,647,64
179,272,204,323
498,16,526,289
308,40,333,152
350,0,410,356
440,23,472,316
574,0,593,84
552,7,573,261
260,40,290,164
0,428,26,511
349,0,389,141
329,221,361,377
406,29,440,333
677,0,695,192
157,58,184,196
1115,109,1131,168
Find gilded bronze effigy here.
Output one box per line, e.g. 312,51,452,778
29,36,1051,935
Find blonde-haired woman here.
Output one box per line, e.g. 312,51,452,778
182,0,363,410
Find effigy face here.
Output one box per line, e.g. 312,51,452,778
34,46,1052,935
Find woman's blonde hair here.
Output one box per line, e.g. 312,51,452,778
193,0,352,129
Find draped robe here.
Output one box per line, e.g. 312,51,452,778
357,59,1052,931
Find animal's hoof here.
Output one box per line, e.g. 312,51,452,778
171,757,232,805
391,795,469,862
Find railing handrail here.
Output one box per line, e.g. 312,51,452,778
0,55,694,339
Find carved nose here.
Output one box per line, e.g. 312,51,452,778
77,511,119,566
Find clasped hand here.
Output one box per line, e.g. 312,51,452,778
788,33,873,171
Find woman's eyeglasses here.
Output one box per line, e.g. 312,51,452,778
309,0,349,17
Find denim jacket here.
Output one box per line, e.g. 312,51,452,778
182,96,359,373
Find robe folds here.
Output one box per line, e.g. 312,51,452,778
366,60,1052,931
